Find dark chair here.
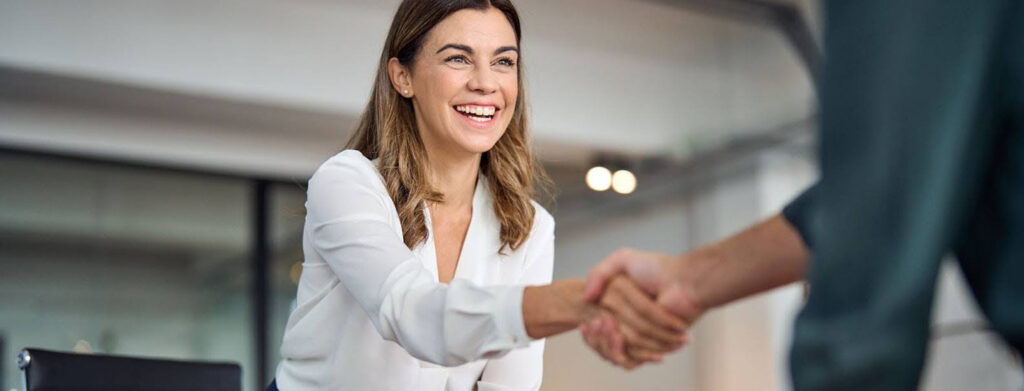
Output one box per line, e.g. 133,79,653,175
17,348,241,391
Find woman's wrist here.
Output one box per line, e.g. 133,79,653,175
522,279,594,339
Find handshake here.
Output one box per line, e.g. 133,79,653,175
543,214,808,370
575,248,705,370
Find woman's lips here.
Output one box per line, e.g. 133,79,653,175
453,106,497,128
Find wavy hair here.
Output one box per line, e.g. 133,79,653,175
346,0,549,252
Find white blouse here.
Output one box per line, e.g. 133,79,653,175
274,150,554,391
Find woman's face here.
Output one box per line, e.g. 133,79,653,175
399,8,519,159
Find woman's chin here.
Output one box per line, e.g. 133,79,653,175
453,133,504,155
459,142,500,155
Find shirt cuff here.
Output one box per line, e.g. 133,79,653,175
498,284,532,347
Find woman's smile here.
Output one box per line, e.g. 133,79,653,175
453,104,500,128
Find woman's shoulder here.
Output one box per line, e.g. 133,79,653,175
307,149,390,206
310,150,382,187
528,200,555,238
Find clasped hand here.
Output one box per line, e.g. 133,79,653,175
580,249,706,369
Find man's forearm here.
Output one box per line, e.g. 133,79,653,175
675,214,810,310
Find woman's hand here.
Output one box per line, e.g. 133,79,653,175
521,276,688,369
580,275,689,369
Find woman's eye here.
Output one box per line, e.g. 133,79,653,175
446,55,469,64
495,58,516,67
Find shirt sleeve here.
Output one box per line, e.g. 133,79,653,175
781,182,819,250
477,207,554,391
306,151,531,367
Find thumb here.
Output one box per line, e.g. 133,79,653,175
657,284,704,323
583,252,630,302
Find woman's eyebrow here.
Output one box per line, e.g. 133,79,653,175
494,46,518,55
435,44,519,56
436,43,473,54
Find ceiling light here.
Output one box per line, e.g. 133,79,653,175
586,166,612,191
612,170,636,194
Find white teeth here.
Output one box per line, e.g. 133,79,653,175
455,105,496,117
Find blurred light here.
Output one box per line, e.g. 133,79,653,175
290,262,303,285
72,340,93,353
612,170,637,194
586,166,612,191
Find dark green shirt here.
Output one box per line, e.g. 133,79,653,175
782,0,1024,389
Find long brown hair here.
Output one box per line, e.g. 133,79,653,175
346,0,549,252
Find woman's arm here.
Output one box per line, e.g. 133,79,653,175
311,151,684,368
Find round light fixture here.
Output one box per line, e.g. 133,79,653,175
586,166,612,191
612,170,637,194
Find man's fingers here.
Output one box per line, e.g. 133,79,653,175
596,316,641,369
581,321,603,356
596,321,622,366
615,277,688,333
583,250,631,302
602,287,673,350
626,345,665,364
617,320,670,351
604,320,635,369
603,277,687,349
583,315,642,369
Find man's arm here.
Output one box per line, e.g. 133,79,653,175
584,213,810,317
579,212,811,366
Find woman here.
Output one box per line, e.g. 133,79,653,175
270,1,687,389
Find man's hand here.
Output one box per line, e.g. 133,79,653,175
578,215,810,369
521,276,688,370
579,249,707,369
579,274,690,369
584,248,705,322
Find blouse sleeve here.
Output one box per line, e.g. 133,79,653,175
477,207,554,391
306,151,532,367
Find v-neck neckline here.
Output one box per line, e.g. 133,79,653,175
422,175,484,284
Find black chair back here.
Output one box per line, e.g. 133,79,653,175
17,348,241,391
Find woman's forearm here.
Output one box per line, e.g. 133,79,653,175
521,279,593,339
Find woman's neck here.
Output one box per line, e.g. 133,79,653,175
425,148,480,210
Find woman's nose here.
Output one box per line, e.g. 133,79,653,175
467,66,499,94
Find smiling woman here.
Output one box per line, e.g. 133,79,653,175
267,1,690,390
354,1,534,256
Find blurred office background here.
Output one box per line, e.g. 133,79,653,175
0,0,1020,390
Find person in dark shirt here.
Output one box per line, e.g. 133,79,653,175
579,0,1024,388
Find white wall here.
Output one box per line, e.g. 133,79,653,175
0,0,815,176
921,261,1024,390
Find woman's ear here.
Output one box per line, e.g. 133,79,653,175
387,57,414,98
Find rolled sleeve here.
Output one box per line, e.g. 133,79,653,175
782,182,820,250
